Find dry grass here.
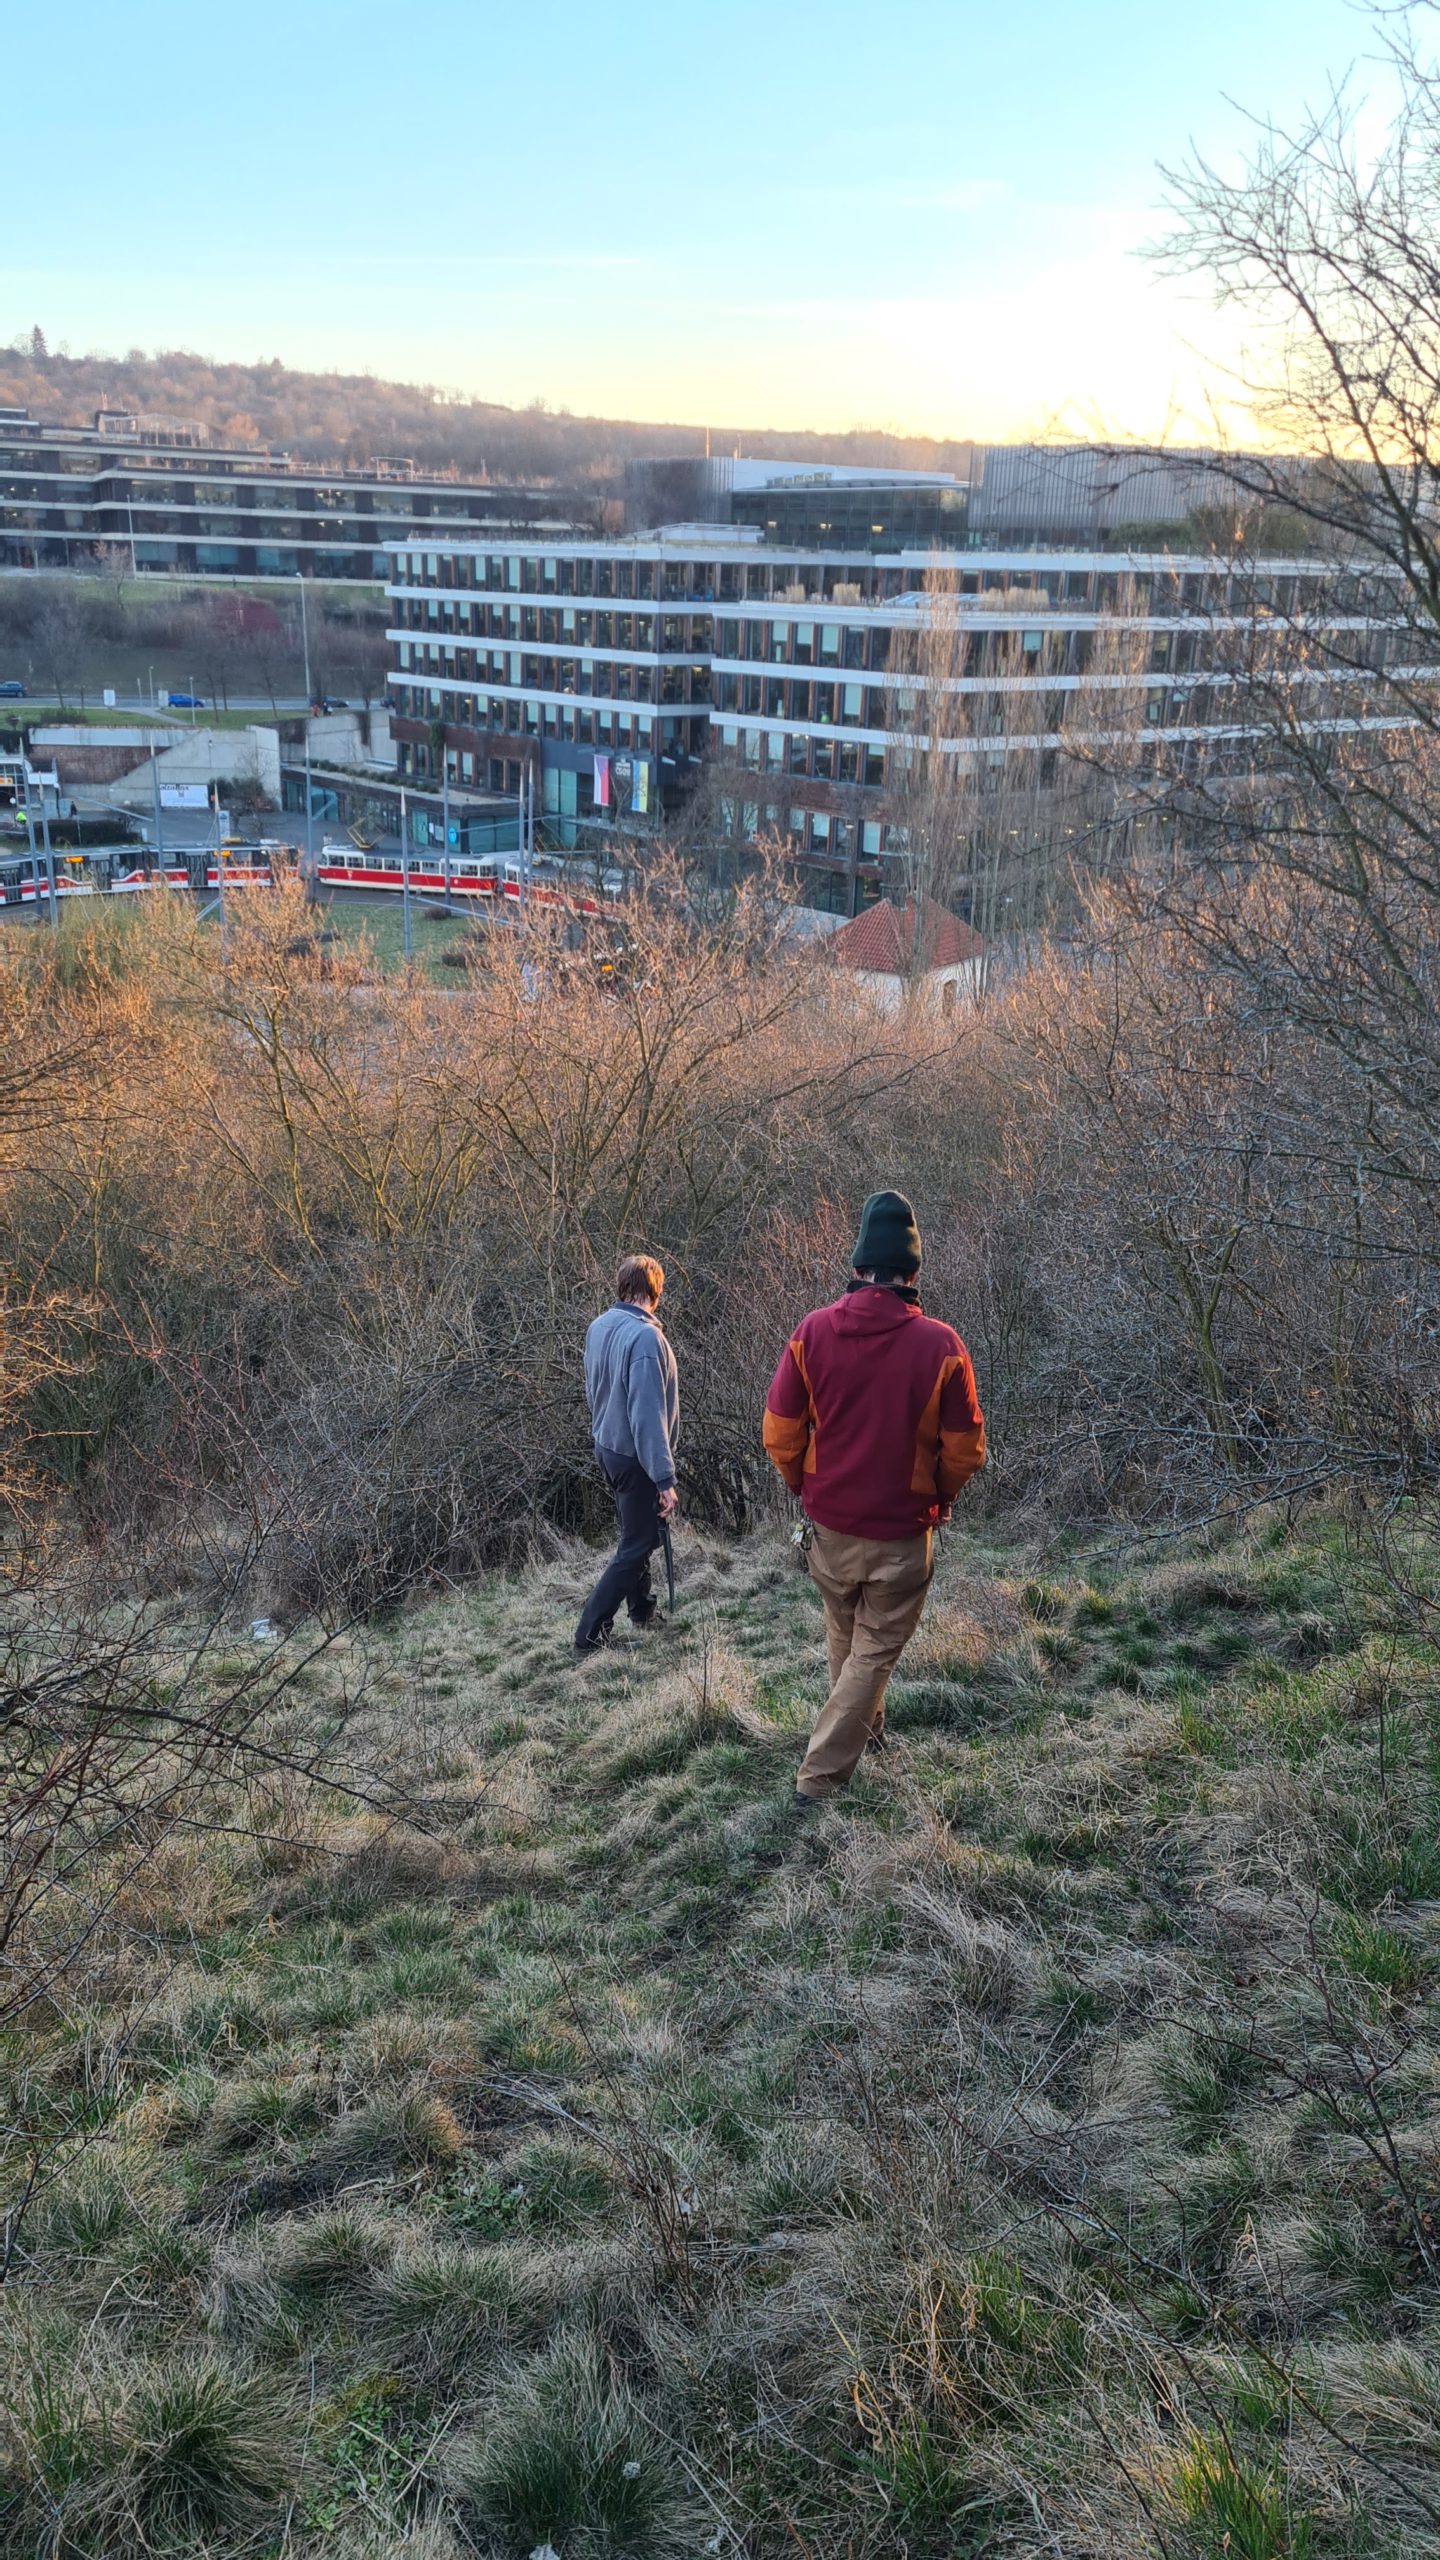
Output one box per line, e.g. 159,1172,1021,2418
3,1518,1439,2556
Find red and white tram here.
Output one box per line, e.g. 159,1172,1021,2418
310,841,616,912
1,841,285,903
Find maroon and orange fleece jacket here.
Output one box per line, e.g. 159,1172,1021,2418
763,1286,986,1540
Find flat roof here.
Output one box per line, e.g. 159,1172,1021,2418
388,532,1348,576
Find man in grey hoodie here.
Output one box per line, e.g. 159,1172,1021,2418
575,1253,680,1655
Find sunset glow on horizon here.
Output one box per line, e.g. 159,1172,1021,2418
8,0,1397,447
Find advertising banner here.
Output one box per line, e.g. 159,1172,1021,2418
593,754,610,808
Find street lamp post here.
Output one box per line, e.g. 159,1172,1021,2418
399,785,412,961
39,796,57,927
297,572,312,709
213,783,228,962
20,779,39,905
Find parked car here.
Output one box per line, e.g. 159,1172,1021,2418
165,690,206,709
0,679,26,699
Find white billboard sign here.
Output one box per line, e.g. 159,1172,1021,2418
160,784,210,810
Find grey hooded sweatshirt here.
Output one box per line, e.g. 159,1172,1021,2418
583,1299,679,1489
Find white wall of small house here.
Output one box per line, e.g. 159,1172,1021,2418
844,959,981,1015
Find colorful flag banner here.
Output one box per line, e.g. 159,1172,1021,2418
631,760,650,814
593,754,610,808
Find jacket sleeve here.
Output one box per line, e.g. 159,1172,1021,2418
762,1336,811,1492
626,1342,677,1489
937,1343,986,1500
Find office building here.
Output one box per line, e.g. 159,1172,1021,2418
0,403,592,579
386,518,1406,909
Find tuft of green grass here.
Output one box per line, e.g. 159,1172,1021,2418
1334,1912,1422,2000
859,2415,997,2541
1167,2428,1314,2558
36,2158,139,2259
206,2068,329,2154
321,2087,467,2179
884,1677,978,1732
1157,2030,1261,2151
1071,1585,1115,1627
445,2138,615,2240
367,2240,548,2380
2,2344,293,2557
450,2331,693,2557
270,2205,398,2300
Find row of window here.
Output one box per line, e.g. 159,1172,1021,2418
394,651,708,706
1,453,534,513
717,731,889,783
390,554,981,608
391,599,708,651
396,740,531,796
713,619,1218,674
123,541,390,576
389,593,1402,702
389,626,1273,723
391,682,704,754
394,551,711,601
716,798,891,863
392,553,1350,614
710,688,1245,775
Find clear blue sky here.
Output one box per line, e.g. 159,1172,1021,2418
9,0,1396,439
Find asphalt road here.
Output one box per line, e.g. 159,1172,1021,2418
5,694,324,720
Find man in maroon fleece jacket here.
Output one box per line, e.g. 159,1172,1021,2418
763,1190,985,1806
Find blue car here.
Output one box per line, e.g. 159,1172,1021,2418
166,690,206,709
0,679,25,699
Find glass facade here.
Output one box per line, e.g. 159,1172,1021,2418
388,534,1395,912
732,478,970,551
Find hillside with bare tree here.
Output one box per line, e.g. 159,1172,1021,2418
1,334,977,486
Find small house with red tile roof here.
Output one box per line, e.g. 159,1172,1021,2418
826,896,984,1015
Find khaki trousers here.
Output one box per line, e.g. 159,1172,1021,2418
797,1524,934,1799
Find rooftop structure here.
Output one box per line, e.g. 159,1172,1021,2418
623,443,1302,552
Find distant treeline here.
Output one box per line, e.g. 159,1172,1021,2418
2,336,977,488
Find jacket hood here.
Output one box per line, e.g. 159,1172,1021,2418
831,1285,920,1338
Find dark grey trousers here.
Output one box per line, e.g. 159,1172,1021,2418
575,1449,660,1649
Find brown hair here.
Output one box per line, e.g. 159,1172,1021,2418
615,1253,665,1305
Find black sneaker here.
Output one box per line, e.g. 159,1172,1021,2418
790,1790,819,1817
865,1728,890,1754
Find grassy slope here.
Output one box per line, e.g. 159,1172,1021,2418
317,896,475,981
4,1520,1440,2560
0,575,365,711
0,902,474,983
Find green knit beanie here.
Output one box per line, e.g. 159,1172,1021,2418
852,1189,922,1278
